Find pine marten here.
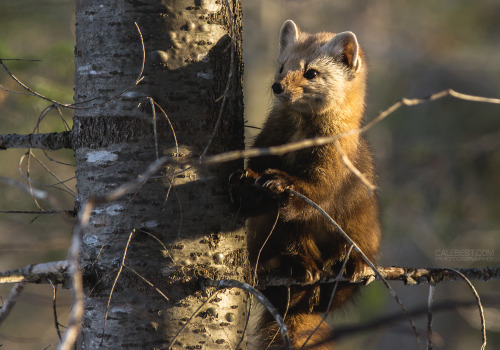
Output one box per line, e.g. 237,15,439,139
230,20,381,349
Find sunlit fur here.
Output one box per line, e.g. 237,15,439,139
232,20,380,349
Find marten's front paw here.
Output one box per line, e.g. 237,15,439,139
255,169,295,196
260,255,320,284
229,168,260,204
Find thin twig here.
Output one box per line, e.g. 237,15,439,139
265,287,291,350
449,269,487,350
148,97,159,160
34,105,74,165
245,125,262,130
253,211,280,286
27,151,76,196
88,22,147,108
33,104,56,133
102,229,136,340
123,265,170,303
151,100,179,162
24,151,43,210
0,59,74,107
329,295,500,342
334,140,376,192
253,210,280,349
48,279,63,341
200,0,235,159
218,279,293,350
0,58,42,61
0,209,71,215
0,176,50,203
426,285,435,350
0,22,146,110
149,99,180,205
166,289,223,349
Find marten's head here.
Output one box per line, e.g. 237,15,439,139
272,20,366,117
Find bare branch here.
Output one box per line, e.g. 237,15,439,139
257,266,500,289
57,222,84,350
201,89,500,168
0,282,25,326
1,260,496,289
0,209,73,215
0,131,72,150
299,245,354,350
0,261,70,285
353,266,500,285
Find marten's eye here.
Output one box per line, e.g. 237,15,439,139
303,69,319,80
279,65,284,74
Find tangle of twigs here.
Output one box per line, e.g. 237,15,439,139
1,8,500,347
287,189,423,350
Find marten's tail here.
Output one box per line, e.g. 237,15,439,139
248,310,334,349
287,313,335,349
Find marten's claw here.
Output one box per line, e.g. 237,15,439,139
303,269,321,284
255,169,294,196
229,168,259,186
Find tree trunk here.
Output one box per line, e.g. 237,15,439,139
73,1,247,348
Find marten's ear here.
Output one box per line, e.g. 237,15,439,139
279,20,300,55
321,31,361,72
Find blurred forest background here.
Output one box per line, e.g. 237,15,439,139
0,0,499,349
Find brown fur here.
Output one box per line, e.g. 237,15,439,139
230,20,380,349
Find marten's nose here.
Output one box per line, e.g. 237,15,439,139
271,82,283,94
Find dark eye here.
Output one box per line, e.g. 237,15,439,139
279,65,284,74
303,69,319,79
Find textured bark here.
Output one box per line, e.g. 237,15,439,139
73,1,247,349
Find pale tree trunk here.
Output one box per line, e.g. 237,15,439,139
73,0,247,348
